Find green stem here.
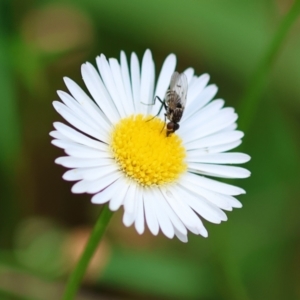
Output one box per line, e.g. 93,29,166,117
239,0,300,132
62,205,113,300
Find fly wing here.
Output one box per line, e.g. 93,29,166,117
169,72,188,108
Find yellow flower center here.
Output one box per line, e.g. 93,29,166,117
110,114,186,186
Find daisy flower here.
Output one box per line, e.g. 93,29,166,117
51,49,250,243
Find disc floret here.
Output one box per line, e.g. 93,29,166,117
111,114,186,186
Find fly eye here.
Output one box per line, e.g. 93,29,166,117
167,122,174,130
167,122,179,132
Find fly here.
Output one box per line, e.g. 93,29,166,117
153,71,188,137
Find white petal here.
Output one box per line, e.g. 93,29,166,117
183,108,237,144
187,152,251,164
185,130,244,150
154,53,176,100
175,184,227,224
209,139,243,153
53,122,108,150
96,54,126,118
187,74,210,105
62,169,82,181
57,137,107,151
184,172,245,196
153,53,176,117
53,101,109,143
174,228,188,243
55,157,113,168
71,171,120,194
180,181,232,211
140,49,155,114
127,186,141,227
183,84,218,122
224,195,243,208
51,139,74,149
50,130,70,141
130,52,141,113
123,209,135,227
57,91,109,132
179,174,243,211
120,51,135,112
70,180,90,194
81,62,119,124
76,165,119,181
183,67,194,84
91,178,122,204
161,186,207,236
123,185,139,227
64,146,109,159
63,77,110,128
180,99,224,132
143,189,159,235
57,91,111,132
185,223,208,237
123,182,137,214
188,76,198,88
63,165,116,180
52,139,108,158
109,58,133,116
183,174,234,210
160,187,195,229
188,163,251,178
151,189,174,239
123,185,141,228
109,177,129,211
157,188,187,235
134,187,145,234
219,123,238,133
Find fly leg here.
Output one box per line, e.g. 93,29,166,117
160,113,167,133
146,96,167,122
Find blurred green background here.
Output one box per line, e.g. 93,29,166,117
1,0,300,299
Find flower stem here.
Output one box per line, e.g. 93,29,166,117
239,0,300,132
62,204,113,300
